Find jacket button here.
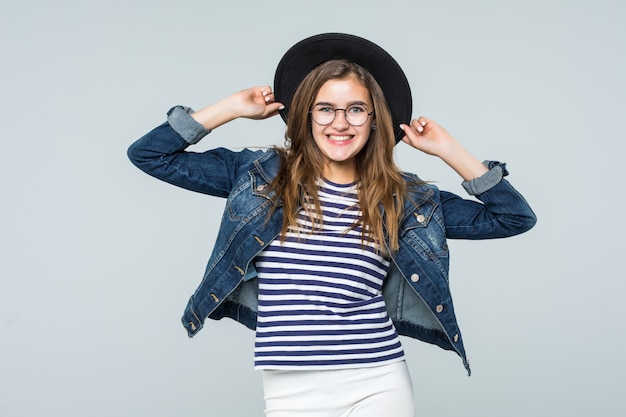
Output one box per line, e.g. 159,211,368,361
436,304,444,313
190,322,197,331
415,214,426,223
410,273,420,282
256,184,266,192
453,333,459,343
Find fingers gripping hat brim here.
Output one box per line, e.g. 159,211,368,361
274,33,412,144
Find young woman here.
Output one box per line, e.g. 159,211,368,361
128,33,536,417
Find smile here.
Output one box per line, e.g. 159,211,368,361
328,135,353,142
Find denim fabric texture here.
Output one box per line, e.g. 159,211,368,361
127,106,537,375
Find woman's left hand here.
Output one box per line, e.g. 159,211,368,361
400,117,457,158
400,117,489,181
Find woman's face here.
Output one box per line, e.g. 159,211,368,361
310,77,374,183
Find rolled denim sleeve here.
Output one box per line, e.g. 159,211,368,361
128,110,268,198
461,161,509,196
166,105,211,145
441,159,536,239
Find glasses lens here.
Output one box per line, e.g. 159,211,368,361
345,105,369,126
312,107,335,125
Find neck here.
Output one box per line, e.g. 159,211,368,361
323,162,356,185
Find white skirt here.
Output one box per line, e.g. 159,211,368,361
261,360,414,417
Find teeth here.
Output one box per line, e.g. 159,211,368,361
329,135,351,141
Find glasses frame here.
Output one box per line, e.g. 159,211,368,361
309,106,374,127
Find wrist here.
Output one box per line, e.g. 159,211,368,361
440,142,488,181
191,96,241,130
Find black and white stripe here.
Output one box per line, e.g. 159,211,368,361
254,179,404,370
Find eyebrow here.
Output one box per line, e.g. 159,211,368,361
313,101,371,108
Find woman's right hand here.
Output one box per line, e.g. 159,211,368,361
234,86,284,120
191,86,284,130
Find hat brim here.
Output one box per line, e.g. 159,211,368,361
274,33,412,144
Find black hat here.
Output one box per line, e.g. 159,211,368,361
274,33,412,143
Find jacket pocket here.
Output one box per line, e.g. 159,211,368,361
403,229,449,261
401,204,448,261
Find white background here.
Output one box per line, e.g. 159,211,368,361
1,0,624,416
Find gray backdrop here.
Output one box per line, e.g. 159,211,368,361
2,0,624,416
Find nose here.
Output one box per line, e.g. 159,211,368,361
331,109,349,130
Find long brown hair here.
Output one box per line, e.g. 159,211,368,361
271,59,407,256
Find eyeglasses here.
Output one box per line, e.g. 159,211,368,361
310,104,374,127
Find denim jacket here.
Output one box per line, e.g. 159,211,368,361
127,106,537,375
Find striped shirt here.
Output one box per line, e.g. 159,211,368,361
254,179,405,370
